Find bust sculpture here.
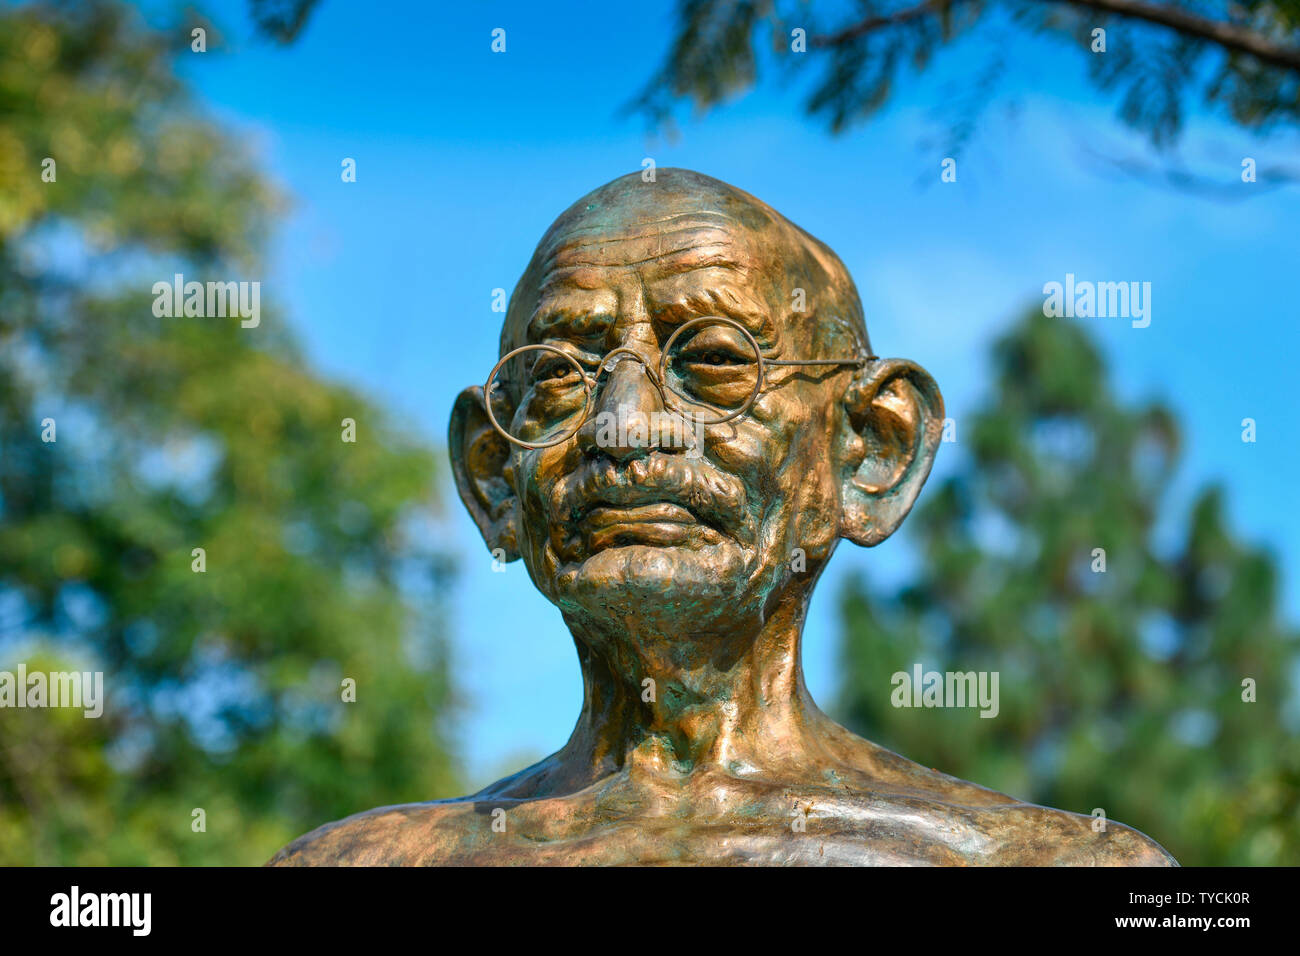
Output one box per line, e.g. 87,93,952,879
270,169,1175,866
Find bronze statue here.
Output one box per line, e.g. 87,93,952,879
270,169,1175,865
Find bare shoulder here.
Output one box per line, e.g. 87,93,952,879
826,734,1177,865
983,802,1178,866
267,800,479,866
266,755,578,866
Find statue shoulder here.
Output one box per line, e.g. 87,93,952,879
984,802,1178,866
265,761,565,866
830,733,1177,866
266,800,475,866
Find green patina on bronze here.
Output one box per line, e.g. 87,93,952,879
270,170,1176,866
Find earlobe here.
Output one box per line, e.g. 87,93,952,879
448,386,520,561
838,359,944,547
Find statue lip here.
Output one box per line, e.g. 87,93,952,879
570,498,720,553
578,501,705,551
572,482,712,528
580,501,698,528
562,472,738,546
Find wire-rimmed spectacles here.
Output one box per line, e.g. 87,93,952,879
483,315,874,449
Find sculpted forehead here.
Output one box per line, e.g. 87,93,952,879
532,213,774,337
501,169,869,357
532,176,784,300
504,171,788,347
541,214,756,280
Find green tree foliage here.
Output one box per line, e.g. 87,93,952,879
0,0,460,864
837,310,1300,865
636,1,1300,150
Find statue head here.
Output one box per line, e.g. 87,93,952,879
450,169,942,669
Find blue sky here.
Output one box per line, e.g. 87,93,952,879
165,0,1300,786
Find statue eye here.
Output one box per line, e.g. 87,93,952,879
679,343,752,370
532,357,580,384
696,350,743,366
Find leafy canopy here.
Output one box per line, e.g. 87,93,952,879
0,0,460,864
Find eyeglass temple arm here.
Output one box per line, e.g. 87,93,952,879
764,355,876,367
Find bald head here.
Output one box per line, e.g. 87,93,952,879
501,169,870,362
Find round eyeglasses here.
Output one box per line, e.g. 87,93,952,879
483,316,874,449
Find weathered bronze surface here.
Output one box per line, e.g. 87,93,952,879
271,169,1176,866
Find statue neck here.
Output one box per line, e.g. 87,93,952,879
556,586,829,783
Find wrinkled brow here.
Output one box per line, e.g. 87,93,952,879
527,281,778,346
525,227,780,341
648,284,776,343
529,303,616,341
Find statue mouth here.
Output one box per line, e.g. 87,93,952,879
569,497,726,554
581,501,698,549
552,455,746,559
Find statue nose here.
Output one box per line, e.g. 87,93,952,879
580,353,667,460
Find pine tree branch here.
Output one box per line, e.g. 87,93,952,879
808,0,952,47
1057,0,1300,70
808,0,1300,72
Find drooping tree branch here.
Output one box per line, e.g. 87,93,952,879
808,0,953,47
1057,0,1300,71
810,0,1300,72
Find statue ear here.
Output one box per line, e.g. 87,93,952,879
448,386,520,561
838,359,944,547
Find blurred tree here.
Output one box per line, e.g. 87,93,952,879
0,0,460,864
634,1,1300,180
836,310,1300,865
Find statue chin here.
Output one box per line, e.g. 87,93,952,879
548,541,761,622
